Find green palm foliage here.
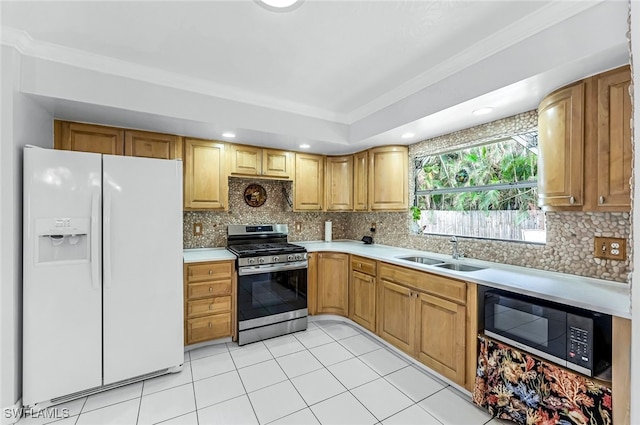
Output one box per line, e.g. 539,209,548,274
416,139,538,214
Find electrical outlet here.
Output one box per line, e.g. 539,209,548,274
370,222,376,232
193,222,203,236
295,222,302,232
594,237,626,260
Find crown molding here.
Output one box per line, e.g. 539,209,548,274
345,0,606,122
0,26,348,124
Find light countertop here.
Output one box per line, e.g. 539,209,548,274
183,240,631,318
183,247,236,263
298,241,631,319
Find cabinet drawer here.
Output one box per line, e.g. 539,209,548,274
186,261,233,283
186,313,231,344
187,296,231,318
380,263,466,304
351,255,377,276
187,280,231,299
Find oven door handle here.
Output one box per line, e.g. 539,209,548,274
238,261,308,276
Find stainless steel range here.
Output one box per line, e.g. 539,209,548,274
227,224,308,345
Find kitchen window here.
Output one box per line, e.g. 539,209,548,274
413,132,545,243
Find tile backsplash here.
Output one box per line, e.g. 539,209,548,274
183,178,351,247
183,111,632,283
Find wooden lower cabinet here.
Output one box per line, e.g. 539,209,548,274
313,255,477,389
378,280,416,354
184,260,235,345
316,253,349,315
416,292,466,384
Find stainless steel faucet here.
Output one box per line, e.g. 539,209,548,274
450,236,461,259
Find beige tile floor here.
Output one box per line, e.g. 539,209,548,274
18,319,510,425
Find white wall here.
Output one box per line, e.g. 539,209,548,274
0,45,53,422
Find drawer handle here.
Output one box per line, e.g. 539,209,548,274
569,196,575,205
209,287,213,292
599,196,605,204
209,269,213,275
208,322,212,328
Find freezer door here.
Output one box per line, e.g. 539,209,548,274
102,155,183,384
23,147,103,406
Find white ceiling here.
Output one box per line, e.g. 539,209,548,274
0,0,631,154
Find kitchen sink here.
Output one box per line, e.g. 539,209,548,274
396,256,445,266
434,263,486,272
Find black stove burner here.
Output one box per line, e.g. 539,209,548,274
227,242,306,258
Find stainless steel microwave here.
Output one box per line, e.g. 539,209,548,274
484,290,611,378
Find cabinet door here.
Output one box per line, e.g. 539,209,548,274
537,83,585,209
184,138,227,210
349,270,376,332
416,292,466,385
124,130,182,159
354,151,368,211
263,149,293,178
368,146,408,211
596,67,631,211
294,153,324,211
325,155,353,211
55,121,124,155
230,144,261,176
379,280,415,354
317,253,349,316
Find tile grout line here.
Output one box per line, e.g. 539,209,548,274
226,343,261,425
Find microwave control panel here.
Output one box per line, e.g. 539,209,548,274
566,314,593,372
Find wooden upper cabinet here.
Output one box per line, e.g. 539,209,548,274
55,121,124,155
595,66,631,211
183,138,228,210
325,155,353,211
316,253,349,316
368,146,408,211
230,145,261,176
537,82,585,209
294,153,324,211
354,151,368,211
229,145,293,179
124,130,182,160
262,149,293,178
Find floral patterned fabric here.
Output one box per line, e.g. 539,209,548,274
473,335,612,425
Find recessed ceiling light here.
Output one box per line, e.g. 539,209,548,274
299,144,310,149
472,107,493,116
401,132,415,139
222,132,236,138
256,0,303,12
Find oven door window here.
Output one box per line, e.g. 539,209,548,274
237,268,307,321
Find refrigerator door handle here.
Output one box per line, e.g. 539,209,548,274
104,188,112,288
91,187,101,289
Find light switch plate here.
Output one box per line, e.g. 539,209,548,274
594,237,626,260
193,222,203,236
295,222,302,232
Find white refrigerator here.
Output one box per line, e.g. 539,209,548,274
23,146,184,407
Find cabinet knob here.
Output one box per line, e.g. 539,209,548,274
569,196,575,205
358,263,362,268
208,322,213,328
209,269,213,275
209,304,213,310
599,196,605,204
209,287,213,292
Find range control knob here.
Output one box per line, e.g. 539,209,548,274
248,258,256,265
294,254,303,261
287,255,295,261
272,256,280,263
258,257,266,264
